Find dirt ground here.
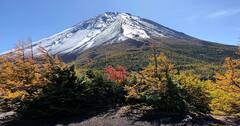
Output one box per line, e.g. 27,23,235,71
1,106,239,126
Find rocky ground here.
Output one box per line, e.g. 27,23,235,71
1,106,239,126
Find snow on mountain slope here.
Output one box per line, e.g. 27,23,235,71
20,12,195,55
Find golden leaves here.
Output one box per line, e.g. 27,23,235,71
125,53,173,100
211,56,240,116
0,45,64,100
215,57,240,93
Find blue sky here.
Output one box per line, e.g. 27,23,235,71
0,0,240,52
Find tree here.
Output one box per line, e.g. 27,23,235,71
125,53,187,112
215,57,240,92
174,72,211,113
79,69,126,107
105,65,128,83
17,65,81,117
125,52,211,113
210,56,240,116
0,47,41,101
0,43,62,106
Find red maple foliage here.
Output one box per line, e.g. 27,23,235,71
105,65,127,82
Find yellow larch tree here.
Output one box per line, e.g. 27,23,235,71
125,52,174,99
210,56,240,116
0,42,63,102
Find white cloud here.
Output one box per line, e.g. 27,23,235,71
208,8,240,18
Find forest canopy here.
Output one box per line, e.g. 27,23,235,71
0,43,239,118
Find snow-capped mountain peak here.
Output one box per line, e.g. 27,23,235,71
14,12,194,55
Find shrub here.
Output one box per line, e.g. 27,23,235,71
174,73,211,113
105,65,128,83
16,67,126,118
78,69,126,107
17,65,84,117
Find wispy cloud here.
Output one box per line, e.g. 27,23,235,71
208,8,240,18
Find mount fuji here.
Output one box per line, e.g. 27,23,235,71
1,12,237,70
29,12,195,55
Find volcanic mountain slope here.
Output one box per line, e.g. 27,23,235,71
75,37,236,76
27,12,196,55
2,12,237,74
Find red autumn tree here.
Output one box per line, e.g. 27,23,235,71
105,65,127,83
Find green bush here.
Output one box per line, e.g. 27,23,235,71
17,66,125,118
128,76,211,113
142,77,189,113
17,65,84,117
78,69,126,107
174,73,211,113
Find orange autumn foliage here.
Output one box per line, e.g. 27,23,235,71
0,44,63,101
210,56,240,116
215,57,240,93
